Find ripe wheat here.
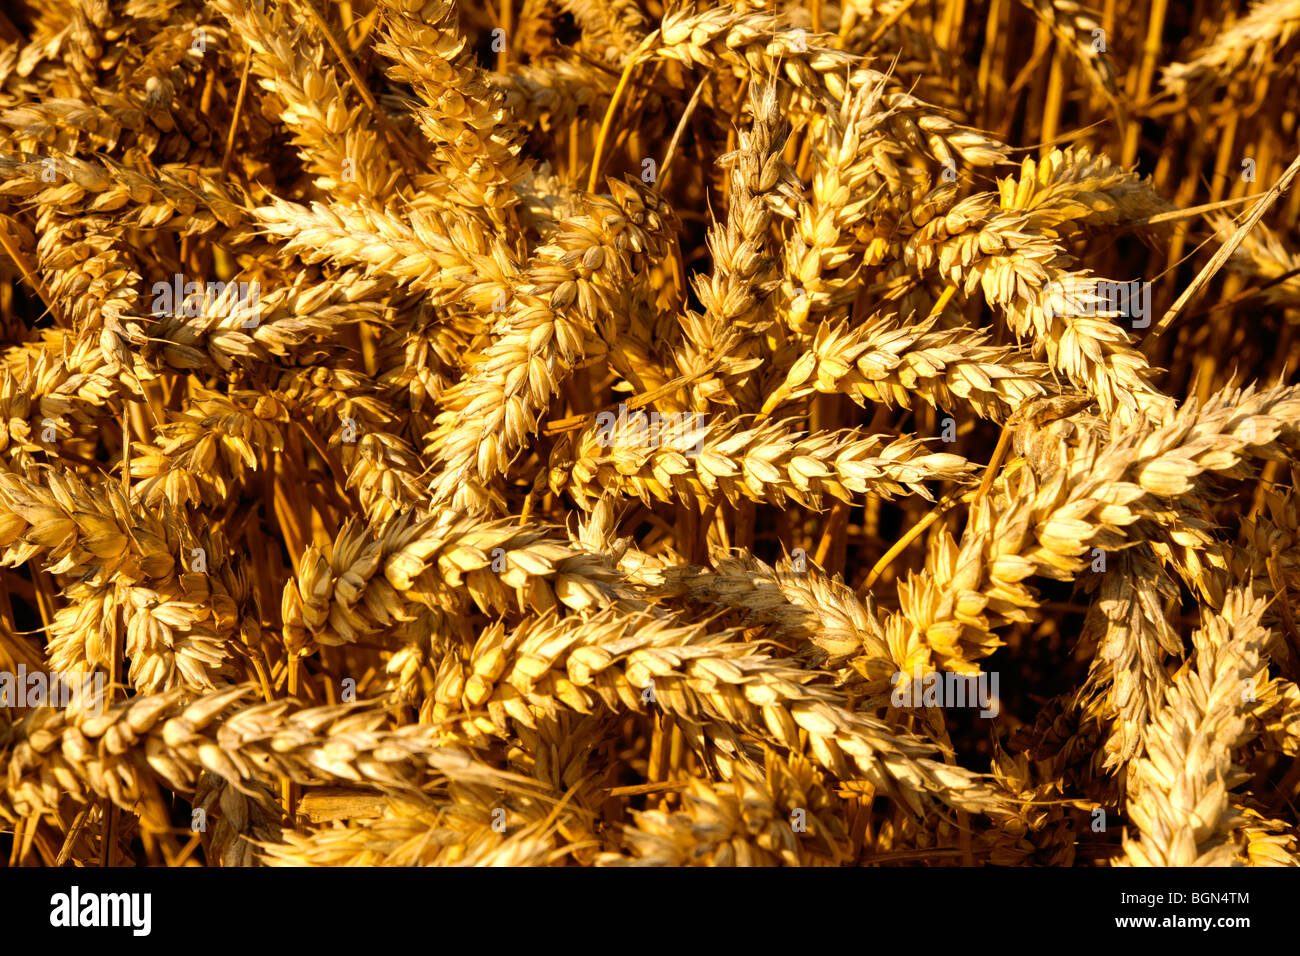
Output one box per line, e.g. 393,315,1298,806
0,0,1298,869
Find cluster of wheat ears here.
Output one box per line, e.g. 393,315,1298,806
0,0,1299,868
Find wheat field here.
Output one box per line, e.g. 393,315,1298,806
0,0,1298,867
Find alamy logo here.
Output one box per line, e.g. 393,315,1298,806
595,404,708,457
1044,278,1150,329
151,274,261,328
0,666,105,714
890,666,1000,717
49,886,151,936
